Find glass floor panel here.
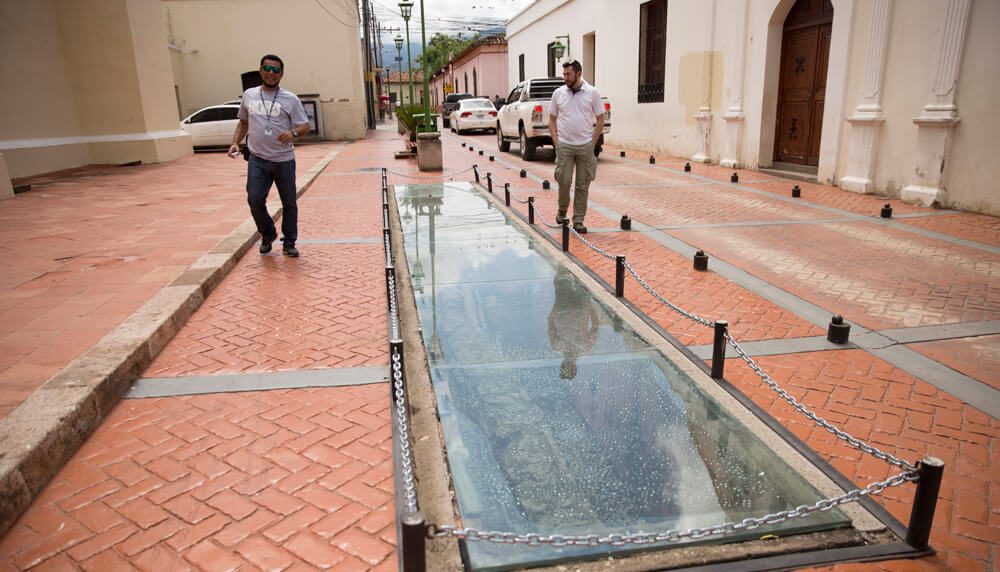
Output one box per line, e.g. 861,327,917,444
396,183,851,571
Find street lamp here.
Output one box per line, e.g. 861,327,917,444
552,35,571,61
393,33,404,110
399,0,415,109
418,0,432,132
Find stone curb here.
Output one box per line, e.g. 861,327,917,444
0,148,341,536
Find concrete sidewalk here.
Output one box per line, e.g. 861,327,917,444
0,122,997,571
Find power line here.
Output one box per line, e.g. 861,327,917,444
311,0,357,28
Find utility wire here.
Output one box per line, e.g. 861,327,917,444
311,0,357,28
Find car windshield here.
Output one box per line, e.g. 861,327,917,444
461,100,494,110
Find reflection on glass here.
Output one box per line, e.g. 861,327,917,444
396,183,850,571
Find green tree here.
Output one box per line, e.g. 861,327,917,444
417,33,479,77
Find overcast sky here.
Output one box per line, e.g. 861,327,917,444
366,0,536,38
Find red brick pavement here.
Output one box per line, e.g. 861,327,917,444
908,335,1000,391
670,221,1000,330
0,386,396,571
0,144,340,420
898,213,1000,247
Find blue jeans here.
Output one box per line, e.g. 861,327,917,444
246,154,297,245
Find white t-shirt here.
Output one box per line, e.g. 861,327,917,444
238,86,309,162
549,80,605,146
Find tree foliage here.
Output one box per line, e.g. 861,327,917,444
417,33,479,75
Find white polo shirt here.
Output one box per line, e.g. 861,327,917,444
549,80,605,146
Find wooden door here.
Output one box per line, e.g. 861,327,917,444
774,0,833,166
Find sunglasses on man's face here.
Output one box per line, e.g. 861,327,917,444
262,65,282,73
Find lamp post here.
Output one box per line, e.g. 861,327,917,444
552,34,571,62
399,0,415,110
418,0,432,132
393,33,404,111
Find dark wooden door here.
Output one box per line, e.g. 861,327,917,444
774,0,833,166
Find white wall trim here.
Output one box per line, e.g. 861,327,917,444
0,130,190,151
816,0,854,184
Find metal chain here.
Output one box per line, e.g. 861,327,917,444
622,261,715,327
428,469,916,545
387,271,400,342
386,166,476,180
391,349,419,514
725,333,918,471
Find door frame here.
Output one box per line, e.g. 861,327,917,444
756,0,852,183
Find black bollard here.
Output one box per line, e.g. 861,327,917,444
649,155,656,164
711,321,729,379
479,150,484,156
461,142,466,148
905,457,945,551
693,250,709,271
520,169,527,178
881,203,893,218
827,315,851,344
542,180,550,190
620,150,626,158
620,215,632,230
731,172,739,183
684,162,691,172
561,222,570,252
469,146,474,152
504,183,510,206
792,184,801,198
615,256,626,298
401,512,427,572
486,172,493,193
528,197,535,224
489,155,495,161
473,165,480,183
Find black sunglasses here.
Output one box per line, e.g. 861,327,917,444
262,64,282,73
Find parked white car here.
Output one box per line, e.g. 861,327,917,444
450,99,498,134
180,104,241,148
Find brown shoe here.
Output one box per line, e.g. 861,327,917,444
573,223,588,234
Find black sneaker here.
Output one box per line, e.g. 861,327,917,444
556,213,569,225
283,244,300,257
259,235,276,254
573,223,588,234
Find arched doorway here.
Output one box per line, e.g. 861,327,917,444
773,0,833,166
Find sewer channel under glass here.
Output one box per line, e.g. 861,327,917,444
396,182,851,571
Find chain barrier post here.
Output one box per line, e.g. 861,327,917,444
905,456,944,551
615,256,626,297
711,320,729,379
528,197,535,224
562,221,570,252
401,512,426,572
473,165,480,183
486,172,493,193
504,183,511,206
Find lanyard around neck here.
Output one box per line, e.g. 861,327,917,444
260,88,279,122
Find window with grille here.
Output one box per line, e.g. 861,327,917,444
638,0,667,103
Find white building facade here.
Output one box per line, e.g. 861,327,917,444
506,0,1000,214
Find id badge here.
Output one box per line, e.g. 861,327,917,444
264,126,274,136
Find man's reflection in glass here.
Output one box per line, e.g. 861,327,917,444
547,267,599,379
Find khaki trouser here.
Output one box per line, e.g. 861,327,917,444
554,140,597,224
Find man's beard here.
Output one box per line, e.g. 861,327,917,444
263,78,280,88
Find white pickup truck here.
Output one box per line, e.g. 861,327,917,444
496,77,611,161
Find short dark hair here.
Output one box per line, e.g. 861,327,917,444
260,54,284,69
562,59,582,73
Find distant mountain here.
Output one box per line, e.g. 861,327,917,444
378,42,423,74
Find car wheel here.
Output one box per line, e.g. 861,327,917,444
519,128,536,161
497,125,510,152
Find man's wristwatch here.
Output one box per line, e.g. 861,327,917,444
291,129,299,138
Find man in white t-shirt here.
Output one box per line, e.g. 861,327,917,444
229,54,311,257
547,60,605,233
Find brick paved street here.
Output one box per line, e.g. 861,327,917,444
0,124,997,571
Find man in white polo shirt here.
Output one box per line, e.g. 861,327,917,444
548,59,605,233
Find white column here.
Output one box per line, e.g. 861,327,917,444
840,0,892,194
720,1,749,169
692,0,717,163
900,0,971,206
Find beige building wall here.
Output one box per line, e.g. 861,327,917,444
0,0,190,181
163,0,367,141
507,0,1000,215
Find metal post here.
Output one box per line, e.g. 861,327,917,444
504,183,510,206
401,511,426,572
905,456,945,551
615,256,625,298
528,197,535,224
561,221,569,252
711,320,728,379
473,165,480,183
487,172,493,193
